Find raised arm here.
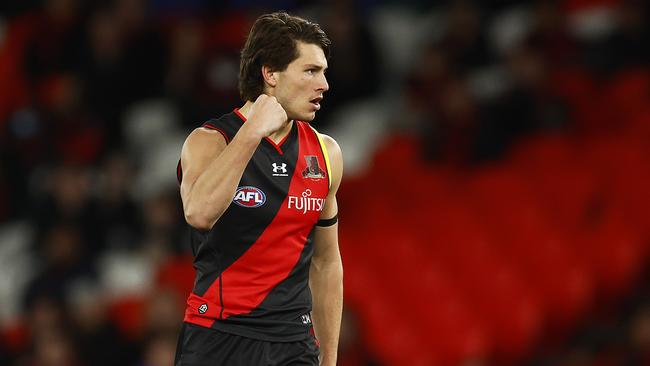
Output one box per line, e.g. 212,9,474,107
309,134,343,366
180,95,288,230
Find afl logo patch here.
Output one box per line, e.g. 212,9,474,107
198,303,208,314
233,186,266,208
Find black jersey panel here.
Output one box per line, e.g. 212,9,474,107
191,122,299,297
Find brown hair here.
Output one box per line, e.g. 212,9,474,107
239,12,330,102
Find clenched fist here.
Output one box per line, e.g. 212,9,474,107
245,95,289,140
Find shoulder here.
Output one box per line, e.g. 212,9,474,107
180,125,228,170
315,132,343,191
306,124,342,161
184,126,227,150
318,134,342,163
307,125,342,169
184,114,235,147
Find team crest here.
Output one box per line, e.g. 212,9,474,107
302,156,325,179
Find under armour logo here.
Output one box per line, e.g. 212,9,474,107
272,163,287,173
272,163,288,176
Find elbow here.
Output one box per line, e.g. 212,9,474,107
183,193,229,231
184,205,216,231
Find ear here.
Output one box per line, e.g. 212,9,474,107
261,65,278,88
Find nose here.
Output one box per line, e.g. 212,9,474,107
318,73,329,92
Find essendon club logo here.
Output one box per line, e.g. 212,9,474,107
302,155,325,179
233,186,266,208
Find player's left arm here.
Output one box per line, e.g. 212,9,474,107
309,134,343,366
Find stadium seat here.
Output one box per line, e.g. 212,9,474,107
605,69,650,124
155,254,195,300
107,295,146,341
577,217,646,298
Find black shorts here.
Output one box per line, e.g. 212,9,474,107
174,323,320,366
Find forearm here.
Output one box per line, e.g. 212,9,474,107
310,256,343,366
184,125,261,228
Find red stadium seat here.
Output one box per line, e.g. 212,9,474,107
360,294,430,366
107,295,146,341
576,217,646,298
605,69,650,124
340,117,650,364
443,239,544,361
156,254,195,300
1,319,28,354
462,164,596,335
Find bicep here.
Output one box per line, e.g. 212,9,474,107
313,218,340,262
179,128,227,205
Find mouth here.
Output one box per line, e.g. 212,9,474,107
309,97,323,110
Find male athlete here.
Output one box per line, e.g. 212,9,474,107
174,12,343,366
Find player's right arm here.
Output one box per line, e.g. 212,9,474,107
180,95,287,231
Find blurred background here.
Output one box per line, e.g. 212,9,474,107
0,0,649,365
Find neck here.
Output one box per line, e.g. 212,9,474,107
239,100,293,144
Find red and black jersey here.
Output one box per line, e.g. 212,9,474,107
177,109,331,342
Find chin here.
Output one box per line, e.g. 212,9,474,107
291,112,316,122
304,110,318,121
303,113,316,122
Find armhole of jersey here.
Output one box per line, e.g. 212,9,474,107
310,126,332,189
179,120,229,185
202,122,230,144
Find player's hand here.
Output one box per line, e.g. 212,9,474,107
246,94,288,139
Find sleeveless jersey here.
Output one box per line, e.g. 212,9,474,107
177,109,331,342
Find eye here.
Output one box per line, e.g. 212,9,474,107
306,69,315,75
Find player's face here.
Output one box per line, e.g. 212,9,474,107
272,41,329,122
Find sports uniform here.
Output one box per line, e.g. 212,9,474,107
175,109,332,365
